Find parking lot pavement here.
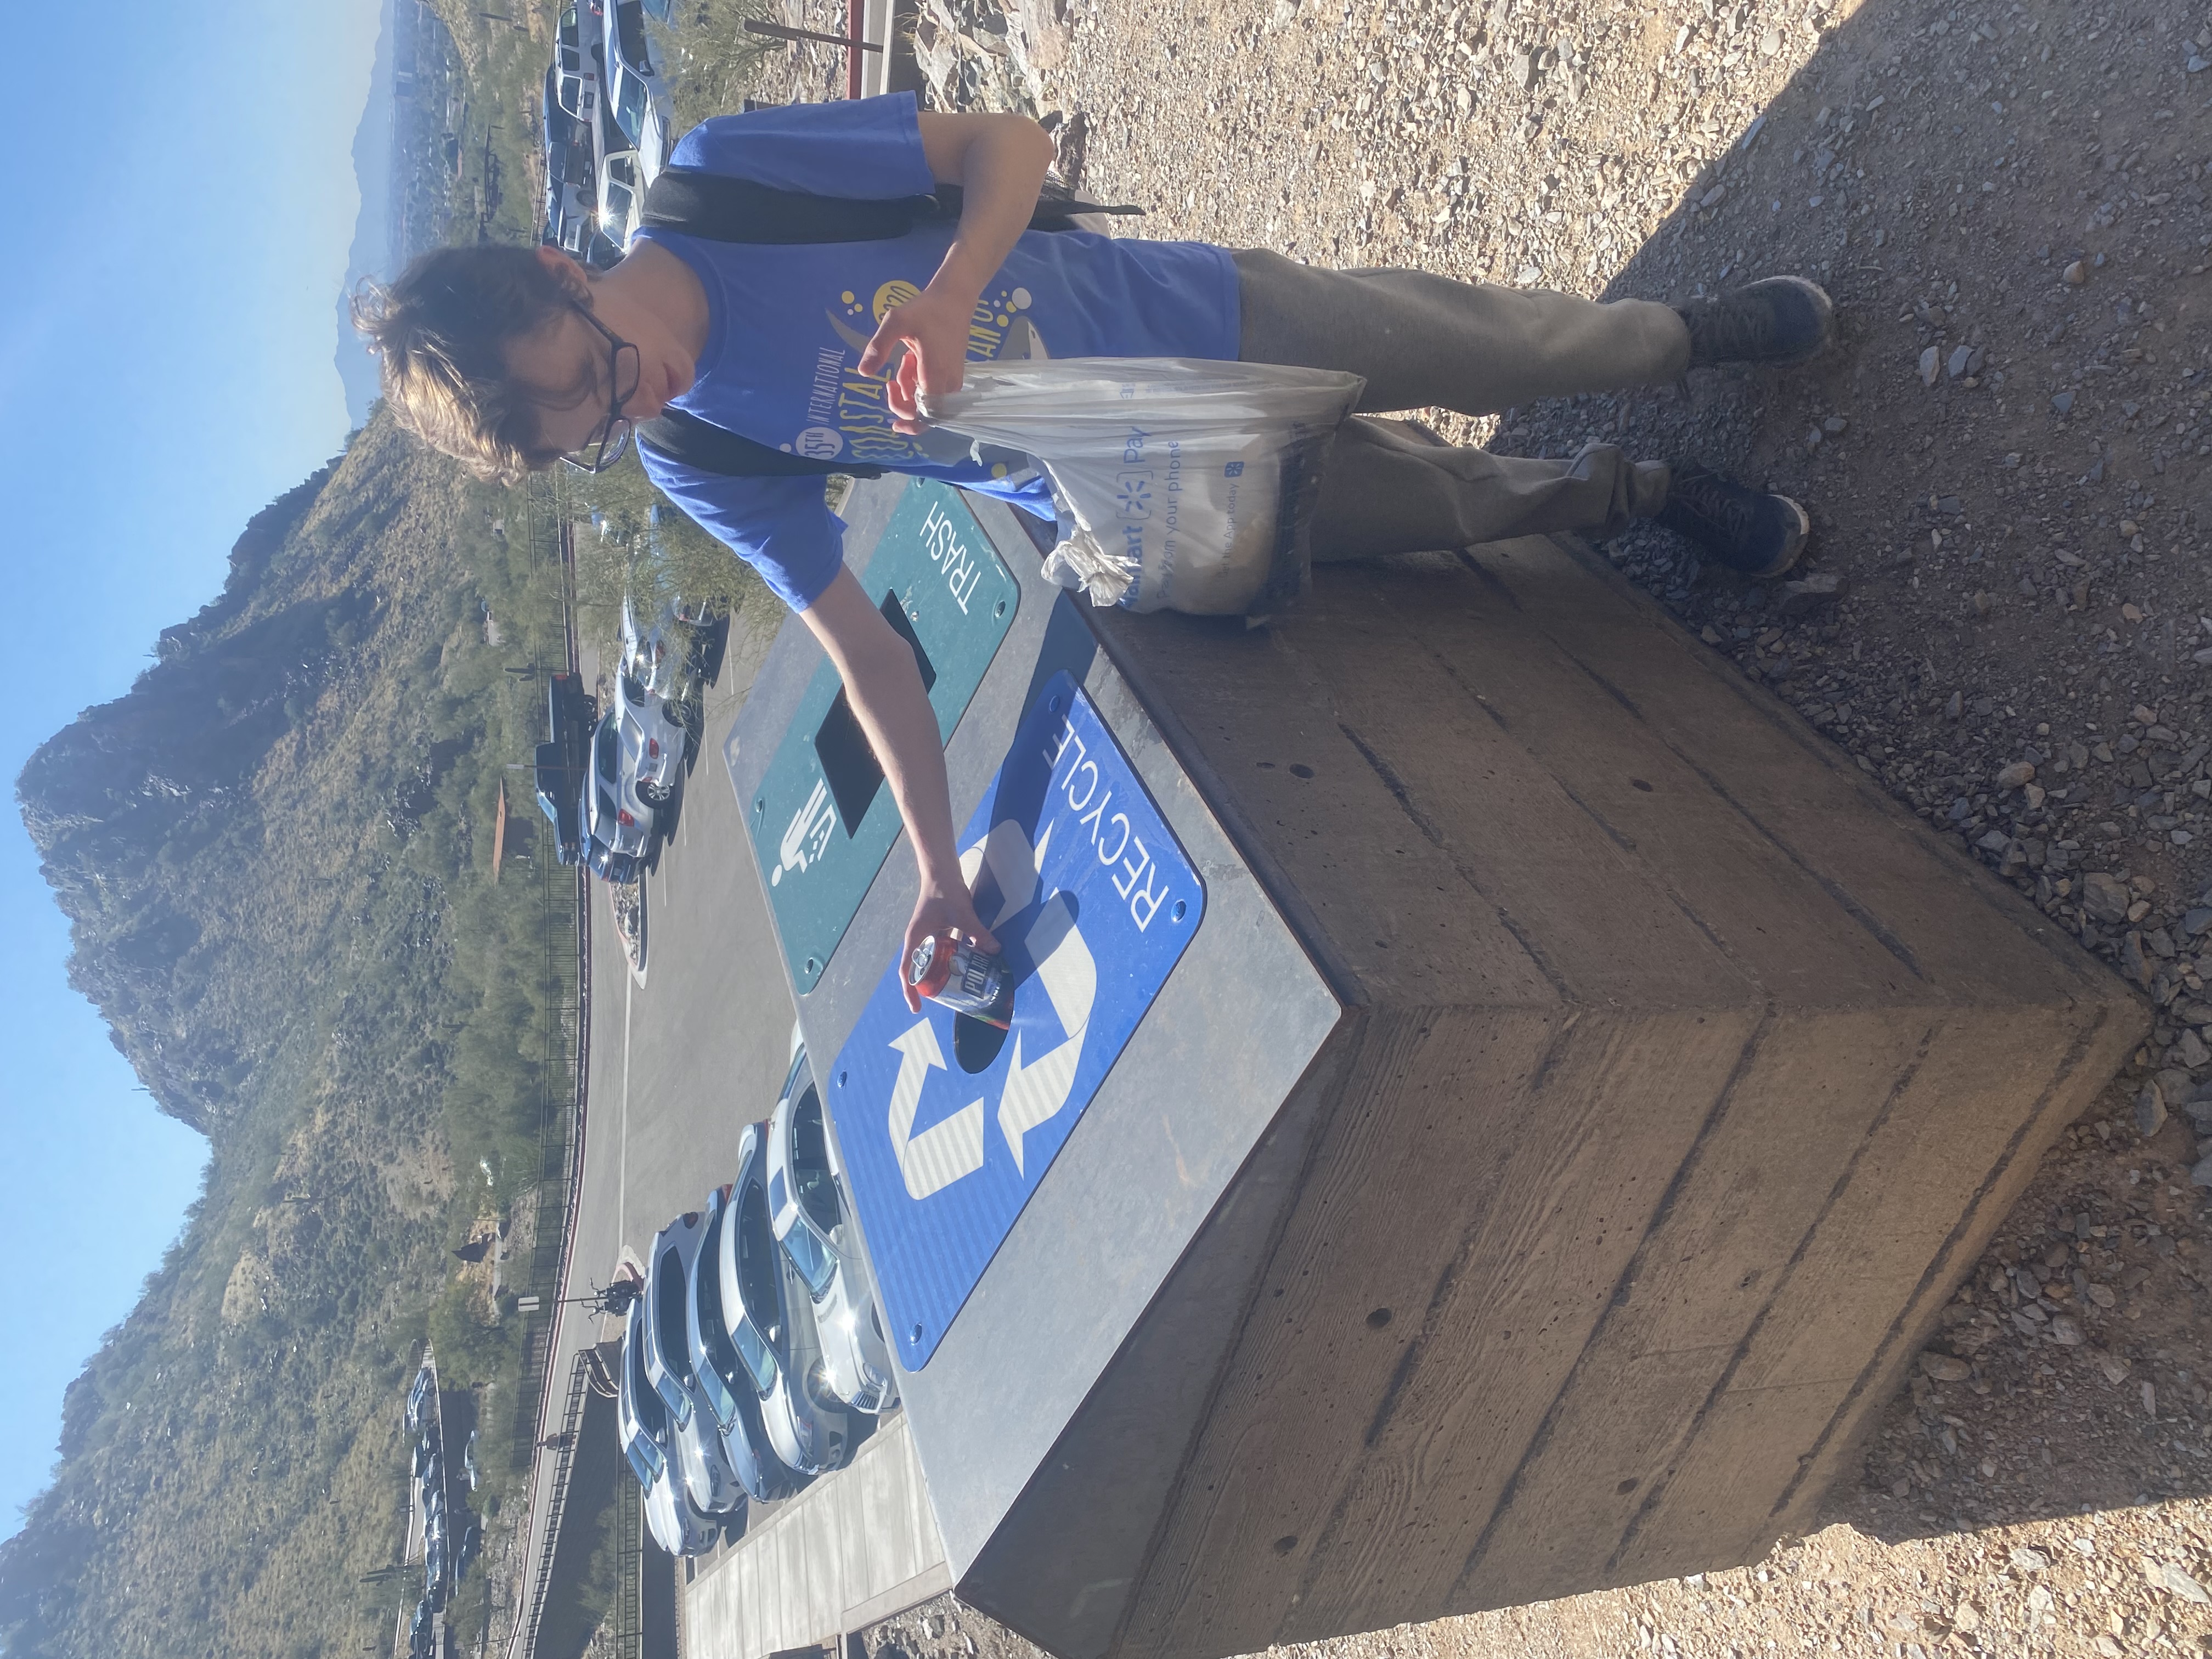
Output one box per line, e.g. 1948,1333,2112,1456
592,615,799,1312
512,615,815,1645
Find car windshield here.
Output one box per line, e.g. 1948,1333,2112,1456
614,67,648,143
625,1311,668,1437
652,1247,695,1387
781,1217,836,1299
605,177,637,235
732,1180,785,1391
691,1207,748,1419
613,3,652,68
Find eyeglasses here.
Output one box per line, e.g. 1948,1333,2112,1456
560,302,642,474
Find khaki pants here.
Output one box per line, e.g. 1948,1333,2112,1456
1232,250,1690,558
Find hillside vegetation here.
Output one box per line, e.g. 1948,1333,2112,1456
3,416,579,1659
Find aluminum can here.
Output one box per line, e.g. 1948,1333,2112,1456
907,934,1012,1028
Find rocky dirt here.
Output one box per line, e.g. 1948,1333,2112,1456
760,0,2212,1644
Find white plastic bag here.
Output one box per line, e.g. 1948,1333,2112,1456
922,358,1365,617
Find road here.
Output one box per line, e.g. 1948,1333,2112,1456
511,606,948,1659
508,614,799,1656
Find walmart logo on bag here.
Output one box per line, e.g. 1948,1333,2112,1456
1114,473,1153,519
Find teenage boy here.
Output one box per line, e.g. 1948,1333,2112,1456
358,95,1835,999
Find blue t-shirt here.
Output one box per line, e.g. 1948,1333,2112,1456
634,93,1240,611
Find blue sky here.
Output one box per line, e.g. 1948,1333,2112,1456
0,0,384,1535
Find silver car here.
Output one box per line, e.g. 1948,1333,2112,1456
688,1184,804,1504
617,1299,719,1556
717,1122,853,1477
602,0,673,184
766,1040,899,1413
644,1212,744,1515
580,673,684,871
620,593,701,704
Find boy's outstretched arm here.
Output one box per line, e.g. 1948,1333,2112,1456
857,111,1057,432
800,566,998,1010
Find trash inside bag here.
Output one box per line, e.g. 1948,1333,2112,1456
921,358,1364,617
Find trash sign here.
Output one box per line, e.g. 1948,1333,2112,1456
827,671,1205,1365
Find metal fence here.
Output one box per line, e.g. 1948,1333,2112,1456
498,479,597,1659
612,1471,644,1659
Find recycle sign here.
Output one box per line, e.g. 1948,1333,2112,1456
827,671,1206,1367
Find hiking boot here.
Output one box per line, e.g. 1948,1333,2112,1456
1674,275,1835,368
1655,464,1810,577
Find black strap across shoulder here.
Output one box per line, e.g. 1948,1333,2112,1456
635,406,886,481
638,167,1141,245
633,168,1141,480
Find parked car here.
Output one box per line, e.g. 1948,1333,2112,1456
766,1039,899,1412
687,1182,804,1504
405,1367,433,1432
578,674,683,879
622,591,714,703
617,1297,721,1556
596,146,645,252
601,1,673,184
556,206,627,270
534,672,596,865
644,1211,745,1514
552,4,603,126
541,133,597,254
582,825,639,885
718,1123,853,1477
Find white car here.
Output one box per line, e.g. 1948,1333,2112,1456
553,4,602,129
688,1184,804,1504
618,1299,720,1556
766,1037,899,1413
602,0,673,184
597,147,645,252
716,1123,853,1476
620,595,684,703
644,1211,746,1515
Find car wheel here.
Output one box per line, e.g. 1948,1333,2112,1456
637,780,670,810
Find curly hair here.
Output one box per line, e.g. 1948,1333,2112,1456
351,245,580,484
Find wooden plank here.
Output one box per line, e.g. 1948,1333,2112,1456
1601,1010,2085,1576
1452,539,2121,1007
1276,575,1758,1010
1726,1002,2136,1551
1321,563,1937,1007
1456,1008,1934,1611
1118,1003,1759,1659
1090,612,1563,1011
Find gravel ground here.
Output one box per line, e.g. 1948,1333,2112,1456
759,0,2212,1645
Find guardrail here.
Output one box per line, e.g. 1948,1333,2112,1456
516,1351,594,1651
